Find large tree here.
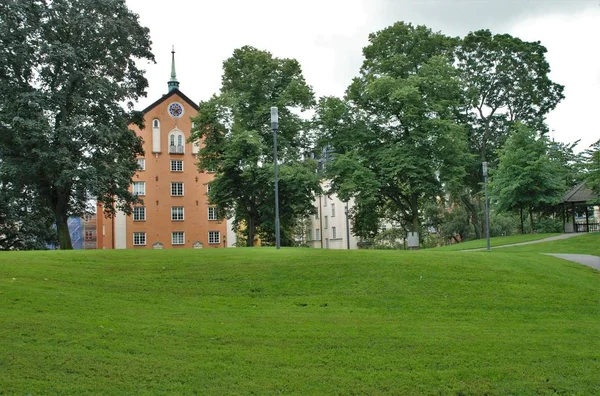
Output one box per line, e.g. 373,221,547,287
583,140,600,194
0,0,154,249
455,29,564,237
191,46,320,246
316,22,468,237
491,123,566,233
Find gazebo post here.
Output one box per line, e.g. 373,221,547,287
585,205,589,233
572,202,576,232
562,203,565,233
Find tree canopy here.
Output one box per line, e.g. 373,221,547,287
0,0,154,249
490,123,566,233
316,22,468,237
191,46,320,246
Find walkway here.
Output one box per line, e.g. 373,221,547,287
466,233,600,271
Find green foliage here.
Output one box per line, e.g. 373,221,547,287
455,29,565,239
1,248,599,393
191,47,320,246
0,0,154,249
491,123,566,233
372,228,405,250
0,184,56,250
583,139,600,194
317,22,468,236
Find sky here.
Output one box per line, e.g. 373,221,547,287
125,0,599,151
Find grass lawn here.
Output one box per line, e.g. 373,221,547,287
1,248,599,394
434,233,561,251
498,232,600,256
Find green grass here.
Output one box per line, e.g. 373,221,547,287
498,232,600,256
1,248,599,394
434,233,561,251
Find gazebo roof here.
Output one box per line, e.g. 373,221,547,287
561,182,600,203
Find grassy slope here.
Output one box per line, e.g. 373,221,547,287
1,248,599,395
434,233,560,251
497,232,600,255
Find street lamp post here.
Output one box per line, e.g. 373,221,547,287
271,107,281,249
483,161,490,252
344,202,350,250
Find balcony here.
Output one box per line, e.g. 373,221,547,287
169,145,184,155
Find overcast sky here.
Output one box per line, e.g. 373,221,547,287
126,0,599,151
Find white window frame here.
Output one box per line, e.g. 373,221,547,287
171,231,185,245
331,203,335,217
324,216,328,229
171,206,184,221
133,232,146,246
332,226,337,239
316,229,321,241
152,119,160,129
208,206,217,220
170,182,184,196
133,181,146,196
133,206,146,221
170,160,183,172
137,158,145,171
208,231,220,244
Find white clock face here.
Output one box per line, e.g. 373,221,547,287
168,102,184,118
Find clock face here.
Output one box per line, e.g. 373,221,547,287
168,102,184,118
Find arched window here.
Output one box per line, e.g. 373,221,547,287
168,129,185,154
153,119,160,129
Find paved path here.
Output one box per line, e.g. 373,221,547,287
545,254,600,271
465,233,600,271
466,233,586,251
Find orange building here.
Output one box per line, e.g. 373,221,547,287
96,49,227,249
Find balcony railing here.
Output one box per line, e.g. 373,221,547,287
169,145,184,154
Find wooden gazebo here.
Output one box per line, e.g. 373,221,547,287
560,182,600,233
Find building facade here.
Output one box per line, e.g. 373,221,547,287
306,184,360,249
96,50,227,249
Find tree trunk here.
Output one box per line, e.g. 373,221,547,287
55,210,73,250
461,195,482,239
519,207,524,234
410,193,420,233
246,215,256,247
529,207,534,234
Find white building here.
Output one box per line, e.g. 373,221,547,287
305,187,361,249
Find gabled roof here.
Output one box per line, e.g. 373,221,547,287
141,89,199,115
561,182,600,203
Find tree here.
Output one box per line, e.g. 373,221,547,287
0,183,57,250
191,46,320,246
0,0,154,249
583,140,600,194
490,123,565,233
316,22,468,237
455,29,565,238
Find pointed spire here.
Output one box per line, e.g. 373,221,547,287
168,45,180,92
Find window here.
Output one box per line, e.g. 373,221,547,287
137,158,145,171
170,160,183,172
133,181,145,196
133,232,146,246
307,229,313,241
172,231,184,245
171,206,184,221
168,130,185,154
315,229,321,240
323,195,328,205
324,216,328,229
208,231,220,244
133,206,146,221
332,227,337,239
208,206,217,220
207,183,212,194
331,203,335,217
84,231,95,241
171,182,184,196
152,119,160,128
314,206,319,219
